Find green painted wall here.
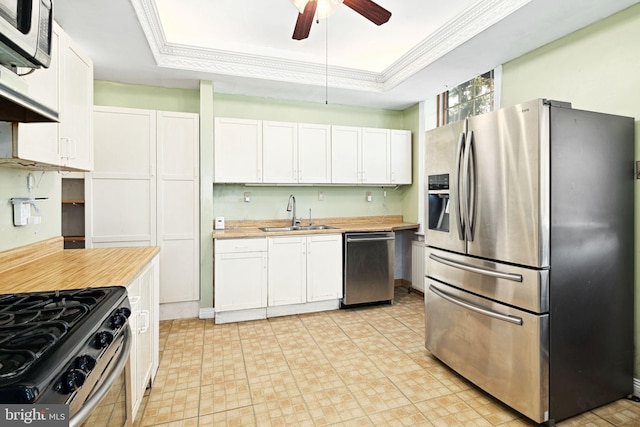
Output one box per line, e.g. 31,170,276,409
94,81,199,113
0,169,60,252
501,3,640,376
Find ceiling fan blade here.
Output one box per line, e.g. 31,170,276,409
343,0,391,25
292,1,318,40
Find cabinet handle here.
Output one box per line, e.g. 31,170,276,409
129,296,141,305
138,310,150,333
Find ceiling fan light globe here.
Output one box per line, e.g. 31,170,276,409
316,1,336,19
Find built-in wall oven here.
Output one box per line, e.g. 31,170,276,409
0,286,132,426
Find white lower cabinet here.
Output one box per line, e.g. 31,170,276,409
306,234,344,302
214,234,343,323
126,254,159,425
214,238,268,323
268,234,342,315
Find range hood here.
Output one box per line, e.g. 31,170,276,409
0,78,58,122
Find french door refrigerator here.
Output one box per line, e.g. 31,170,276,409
424,98,634,424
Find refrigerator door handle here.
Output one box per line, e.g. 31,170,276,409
455,131,466,240
429,253,524,282
429,285,523,326
462,130,477,241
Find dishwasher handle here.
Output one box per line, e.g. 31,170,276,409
346,236,395,243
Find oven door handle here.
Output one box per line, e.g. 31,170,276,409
429,285,523,326
69,325,132,427
429,253,523,282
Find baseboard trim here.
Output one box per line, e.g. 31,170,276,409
199,307,215,319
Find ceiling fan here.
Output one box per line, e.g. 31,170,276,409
291,0,392,40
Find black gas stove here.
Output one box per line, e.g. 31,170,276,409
0,286,131,423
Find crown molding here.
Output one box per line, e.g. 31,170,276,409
131,0,530,93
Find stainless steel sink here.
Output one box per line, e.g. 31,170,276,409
259,225,338,232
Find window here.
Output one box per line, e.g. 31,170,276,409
438,70,495,126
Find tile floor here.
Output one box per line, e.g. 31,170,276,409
134,289,640,426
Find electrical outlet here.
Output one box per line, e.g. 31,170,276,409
366,191,372,202
318,191,324,201
244,192,251,202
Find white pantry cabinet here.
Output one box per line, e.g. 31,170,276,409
126,254,159,425
6,23,93,171
89,107,200,306
214,117,262,183
268,233,342,306
390,130,412,184
214,238,268,322
262,121,332,184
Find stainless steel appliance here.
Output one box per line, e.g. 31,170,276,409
424,99,634,424
0,0,52,68
343,231,395,306
0,286,132,427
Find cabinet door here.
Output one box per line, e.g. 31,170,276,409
268,236,307,306
262,121,297,183
390,130,412,184
88,107,156,248
16,26,61,166
126,275,141,422
215,251,267,311
126,256,158,424
156,111,200,304
298,123,331,183
214,117,262,183
361,127,390,184
307,234,343,302
331,125,361,184
136,262,154,393
60,36,93,171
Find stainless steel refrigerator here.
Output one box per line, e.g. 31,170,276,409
424,98,634,424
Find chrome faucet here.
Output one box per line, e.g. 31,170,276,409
286,194,300,227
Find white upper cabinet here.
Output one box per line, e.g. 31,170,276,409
361,127,390,184
297,123,331,183
6,23,93,171
390,129,412,184
213,117,410,185
214,117,262,183
331,125,361,184
331,126,392,184
59,34,94,171
262,121,297,183
15,27,60,166
262,121,331,184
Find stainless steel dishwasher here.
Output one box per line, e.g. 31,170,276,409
342,231,395,306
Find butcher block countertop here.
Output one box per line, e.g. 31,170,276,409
212,215,419,239
0,237,160,294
